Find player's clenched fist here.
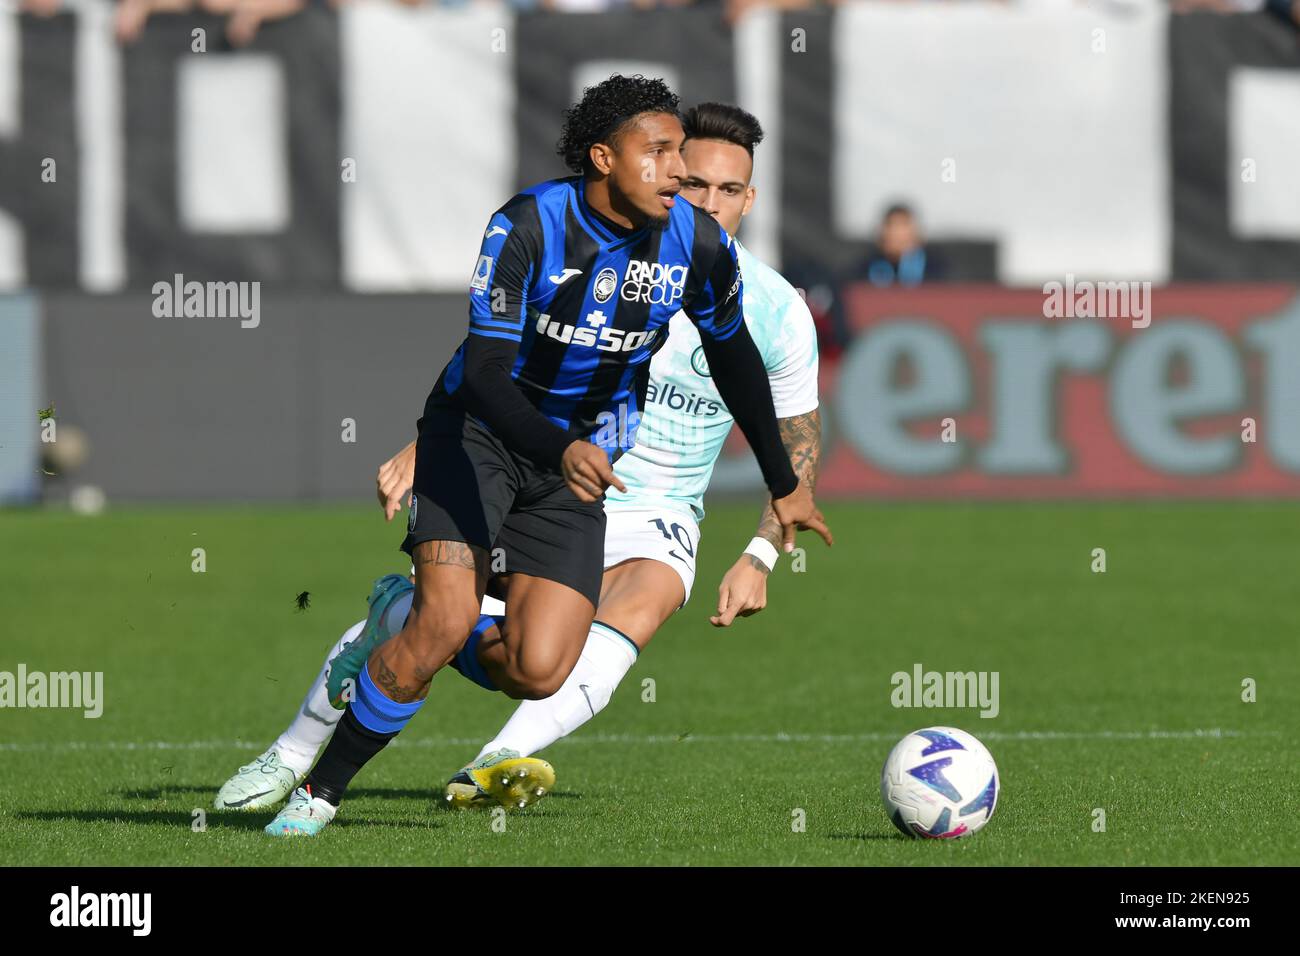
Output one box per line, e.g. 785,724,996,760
562,440,627,503
771,483,833,552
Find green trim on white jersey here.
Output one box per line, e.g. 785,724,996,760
606,240,819,522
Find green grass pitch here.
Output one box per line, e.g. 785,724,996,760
0,501,1295,866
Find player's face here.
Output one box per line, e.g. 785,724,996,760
602,112,687,226
678,138,755,238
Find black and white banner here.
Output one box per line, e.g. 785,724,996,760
0,4,1297,292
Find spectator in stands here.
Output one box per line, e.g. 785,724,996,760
1171,0,1298,23
114,0,311,46
18,0,65,15
115,0,192,43
1171,0,1265,12
859,202,942,288
724,0,823,27
1266,0,1300,26
223,0,309,46
787,200,946,356
96,0,716,48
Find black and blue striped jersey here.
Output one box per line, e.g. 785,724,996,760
432,176,744,466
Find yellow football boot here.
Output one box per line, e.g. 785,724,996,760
442,748,556,811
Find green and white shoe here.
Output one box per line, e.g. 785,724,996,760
442,749,556,811
264,786,337,837
214,748,301,811
325,573,414,709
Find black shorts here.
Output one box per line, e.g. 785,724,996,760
400,396,605,607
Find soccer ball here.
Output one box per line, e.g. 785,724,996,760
880,727,999,839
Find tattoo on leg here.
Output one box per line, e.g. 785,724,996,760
373,655,426,704
412,540,481,571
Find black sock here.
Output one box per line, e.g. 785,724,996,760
303,707,396,806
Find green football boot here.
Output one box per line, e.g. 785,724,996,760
325,573,413,709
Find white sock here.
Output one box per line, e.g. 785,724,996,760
270,592,416,775
478,621,639,760
271,620,365,775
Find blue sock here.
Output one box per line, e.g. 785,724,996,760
449,614,500,692
350,664,425,734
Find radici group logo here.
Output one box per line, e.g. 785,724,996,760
621,260,687,306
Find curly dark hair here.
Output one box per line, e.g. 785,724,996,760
556,74,681,175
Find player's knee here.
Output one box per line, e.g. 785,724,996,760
513,675,567,700
503,660,569,700
404,600,480,655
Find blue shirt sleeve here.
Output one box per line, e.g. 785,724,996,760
683,223,744,342
467,207,538,341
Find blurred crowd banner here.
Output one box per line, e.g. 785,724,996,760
1,6,1299,291
803,284,1300,498
3,4,1299,503
9,283,1299,503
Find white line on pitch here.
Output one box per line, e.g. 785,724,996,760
0,727,1268,753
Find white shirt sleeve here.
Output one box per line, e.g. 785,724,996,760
764,292,820,419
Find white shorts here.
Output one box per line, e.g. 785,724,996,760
601,505,700,606
471,505,700,616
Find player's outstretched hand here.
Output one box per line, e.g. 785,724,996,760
710,555,769,627
562,441,627,503
771,483,833,553
376,440,417,521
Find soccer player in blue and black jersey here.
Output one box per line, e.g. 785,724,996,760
265,75,831,836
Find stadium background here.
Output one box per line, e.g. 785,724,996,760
1,2,1298,869
3,2,1298,504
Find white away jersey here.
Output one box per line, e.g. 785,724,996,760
605,240,819,522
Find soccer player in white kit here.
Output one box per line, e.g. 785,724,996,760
215,103,825,815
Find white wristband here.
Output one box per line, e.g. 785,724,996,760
744,536,780,572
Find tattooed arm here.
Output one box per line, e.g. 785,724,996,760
754,408,822,553
710,408,823,627
709,284,822,628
